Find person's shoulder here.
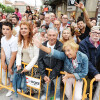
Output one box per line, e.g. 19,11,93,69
78,51,88,59
15,25,20,29
85,25,90,31
56,40,63,46
1,36,5,39
10,35,18,42
1,36,6,42
79,36,89,45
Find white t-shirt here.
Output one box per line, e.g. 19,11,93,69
47,42,55,49
1,35,18,61
60,23,68,34
13,26,20,37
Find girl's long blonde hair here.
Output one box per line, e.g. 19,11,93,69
18,21,33,46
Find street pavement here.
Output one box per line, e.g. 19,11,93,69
0,88,32,100
0,59,33,100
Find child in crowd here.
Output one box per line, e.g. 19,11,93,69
1,22,17,96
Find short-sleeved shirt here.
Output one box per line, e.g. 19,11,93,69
1,35,18,61
13,26,20,37
25,10,32,14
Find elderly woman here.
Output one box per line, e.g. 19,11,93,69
33,38,88,100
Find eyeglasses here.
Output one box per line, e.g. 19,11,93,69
62,17,68,19
92,32,100,35
54,24,60,25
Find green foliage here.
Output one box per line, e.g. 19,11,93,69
0,3,14,13
5,6,14,13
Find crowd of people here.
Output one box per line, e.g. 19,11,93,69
0,2,100,100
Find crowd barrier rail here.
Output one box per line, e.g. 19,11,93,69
89,78,100,100
0,62,88,100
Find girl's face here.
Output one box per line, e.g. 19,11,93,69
62,30,71,40
64,45,77,59
20,25,30,37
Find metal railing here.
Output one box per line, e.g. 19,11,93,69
0,62,88,100
89,78,100,100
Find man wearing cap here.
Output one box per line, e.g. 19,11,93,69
79,26,100,99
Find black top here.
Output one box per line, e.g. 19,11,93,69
38,40,64,80
25,10,32,14
79,25,90,40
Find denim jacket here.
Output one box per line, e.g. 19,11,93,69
13,68,26,97
50,49,88,80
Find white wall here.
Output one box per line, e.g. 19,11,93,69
13,5,26,14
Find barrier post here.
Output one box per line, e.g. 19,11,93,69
5,69,7,86
38,76,41,99
46,70,50,100
82,78,87,100
0,65,2,84
0,65,2,89
89,78,96,100
72,80,76,100
99,91,100,100
54,76,58,100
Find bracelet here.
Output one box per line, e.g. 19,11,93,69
82,8,86,12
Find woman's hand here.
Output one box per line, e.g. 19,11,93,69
17,65,21,71
74,2,85,10
62,71,69,84
44,76,51,83
21,68,28,73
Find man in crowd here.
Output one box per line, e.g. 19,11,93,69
43,14,54,28
38,28,63,100
79,26,100,99
39,13,45,25
75,2,97,40
54,20,62,39
12,15,20,37
60,15,68,33
50,13,56,23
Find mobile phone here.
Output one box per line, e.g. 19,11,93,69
16,69,23,74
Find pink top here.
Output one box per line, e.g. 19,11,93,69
89,37,99,48
14,12,22,20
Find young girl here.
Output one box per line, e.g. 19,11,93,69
33,38,88,100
